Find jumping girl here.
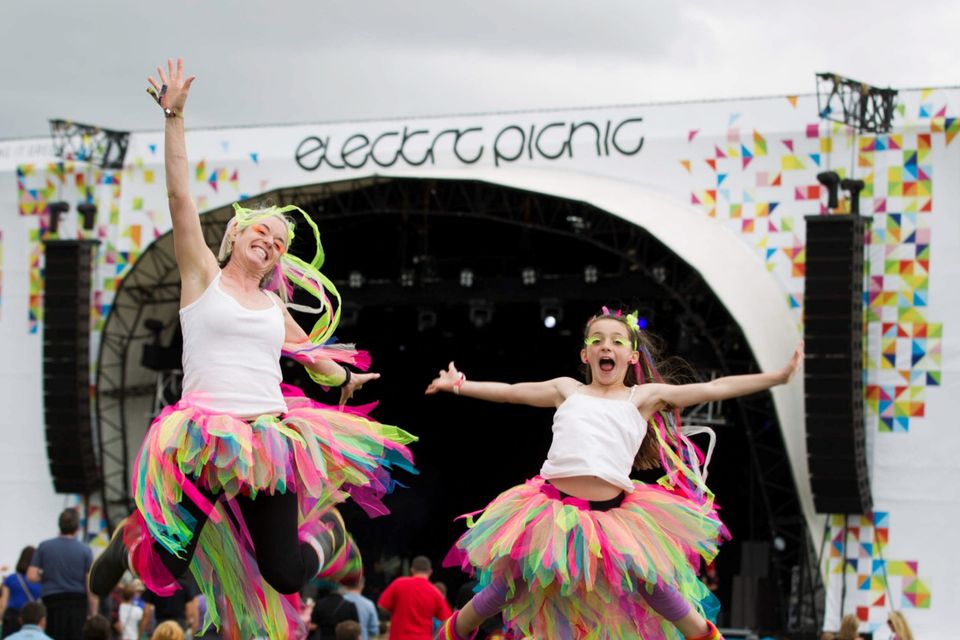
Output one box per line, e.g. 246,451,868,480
427,309,802,640
88,58,416,639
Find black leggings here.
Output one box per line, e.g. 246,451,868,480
154,488,321,594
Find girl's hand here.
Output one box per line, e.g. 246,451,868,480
147,57,195,114
340,371,380,406
425,362,462,395
779,341,804,384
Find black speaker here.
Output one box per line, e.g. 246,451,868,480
42,240,100,494
803,215,872,514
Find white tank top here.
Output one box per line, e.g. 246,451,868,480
540,386,647,492
179,271,287,417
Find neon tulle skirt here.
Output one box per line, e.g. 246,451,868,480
446,476,727,640
126,383,416,639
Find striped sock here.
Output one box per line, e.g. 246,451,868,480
437,611,477,640
686,620,723,640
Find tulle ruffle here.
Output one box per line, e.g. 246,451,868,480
128,383,416,639
447,476,727,639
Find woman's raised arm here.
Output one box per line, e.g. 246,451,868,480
148,58,217,300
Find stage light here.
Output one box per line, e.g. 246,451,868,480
521,267,537,286
468,300,493,328
583,265,597,284
816,171,840,209
417,308,437,332
566,215,588,232
460,268,474,288
540,299,563,329
140,318,178,372
340,304,360,327
77,203,97,231
651,266,667,284
840,178,866,215
401,269,415,288
348,271,364,289
47,201,70,234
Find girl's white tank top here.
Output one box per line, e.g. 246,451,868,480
540,386,647,492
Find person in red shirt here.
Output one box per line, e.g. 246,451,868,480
378,557,451,640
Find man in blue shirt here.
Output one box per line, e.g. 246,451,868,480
26,509,95,640
341,576,380,640
5,602,54,640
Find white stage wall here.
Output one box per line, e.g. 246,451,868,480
1,89,957,637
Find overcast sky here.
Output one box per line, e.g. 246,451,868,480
1,0,957,139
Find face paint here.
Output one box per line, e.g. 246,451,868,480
250,223,287,254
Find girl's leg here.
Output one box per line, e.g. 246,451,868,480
441,576,514,639
640,583,722,640
237,491,322,595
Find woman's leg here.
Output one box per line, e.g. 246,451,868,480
90,483,217,596
237,491,322,595
153,483,219,578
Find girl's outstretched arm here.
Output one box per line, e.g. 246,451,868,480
425,362,575,408
638,342,803,418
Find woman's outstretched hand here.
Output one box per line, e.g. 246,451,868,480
425,362,462,395
148,57,195,115
340,371,381,406
779,341,804,384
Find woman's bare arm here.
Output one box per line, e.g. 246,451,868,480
147,58,218,303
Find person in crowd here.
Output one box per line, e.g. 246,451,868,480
149,621,183,640
428,309,802,640
336,620,362,640
340,576,380,640
310,583,358,640
4,602,52,640
26,509,95,640
116,583,144,640
87,57,416,640
377,557,451,640
1,547,41,637
139,576,198,638
887,610,914,640
836,613,863,640
80,616,111,640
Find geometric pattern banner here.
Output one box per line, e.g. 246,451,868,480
826,512,931,633
679,96,951,436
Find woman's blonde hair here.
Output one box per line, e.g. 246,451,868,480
837,613,860,640
150,620,185,640
217,207,296,304
888,610,913,640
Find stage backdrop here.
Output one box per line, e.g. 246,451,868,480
1,88,957,638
